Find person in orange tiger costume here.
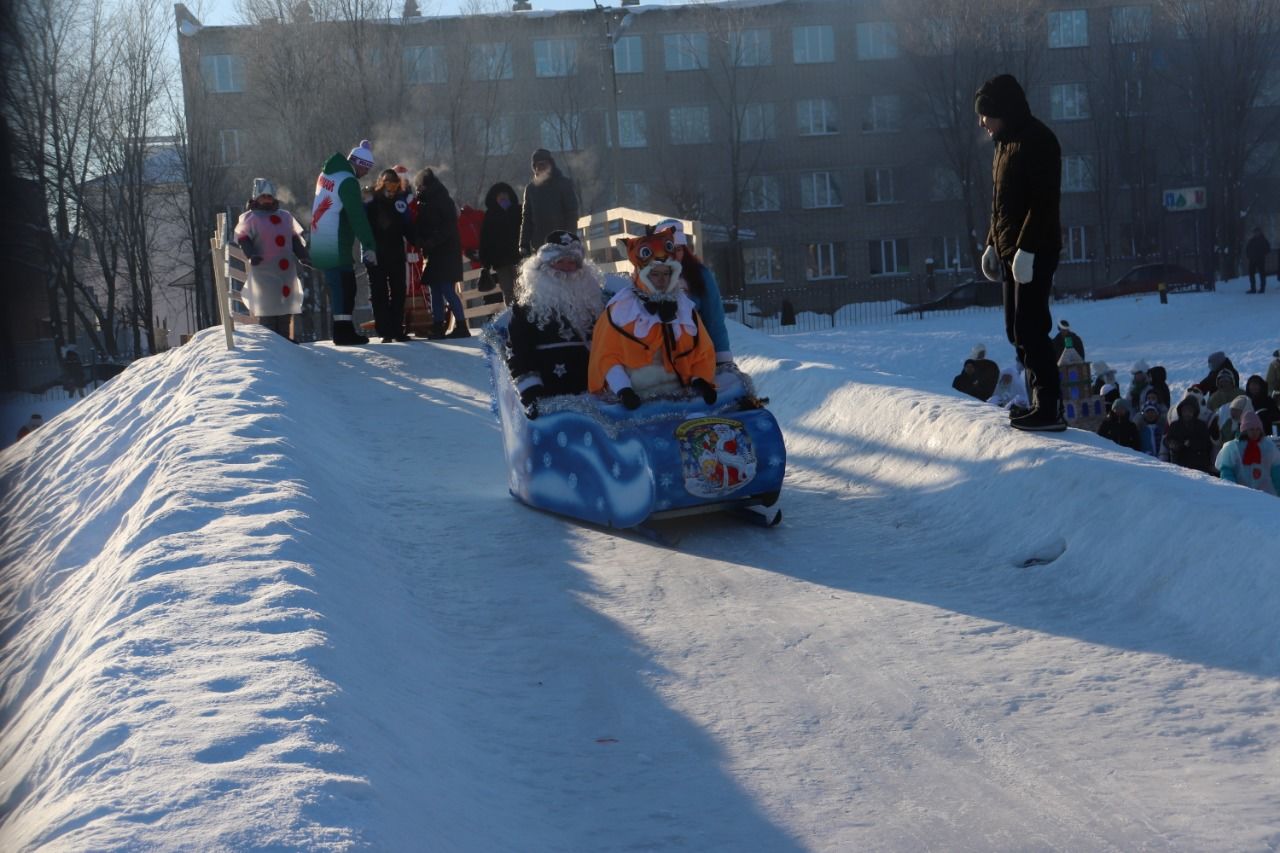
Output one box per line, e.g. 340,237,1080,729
587,227,717,410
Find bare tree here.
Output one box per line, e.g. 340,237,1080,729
1157,0,1280,276
897,0,1046,270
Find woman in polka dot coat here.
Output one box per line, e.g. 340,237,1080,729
234,177,310,341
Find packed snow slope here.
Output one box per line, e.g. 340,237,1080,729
2,281,1280,851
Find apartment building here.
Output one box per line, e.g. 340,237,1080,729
175,0,1280,298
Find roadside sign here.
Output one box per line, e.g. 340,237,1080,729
1163,187,1206,211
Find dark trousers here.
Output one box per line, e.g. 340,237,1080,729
368,262,407,336
322,268,357,316
1247,259,1267,293
1002,254,1061,411
256,314,294,341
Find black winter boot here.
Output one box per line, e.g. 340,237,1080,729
332,319,368,346
427,322,448,340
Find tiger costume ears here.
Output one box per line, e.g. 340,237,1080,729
616,227,679,269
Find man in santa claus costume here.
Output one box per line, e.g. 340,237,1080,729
507,230,603,419
587,227,717,411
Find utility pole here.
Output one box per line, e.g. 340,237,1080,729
595,2,631,207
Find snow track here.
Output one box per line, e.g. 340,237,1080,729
3,311,1280,850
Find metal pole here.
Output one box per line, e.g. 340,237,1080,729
596,2,623,207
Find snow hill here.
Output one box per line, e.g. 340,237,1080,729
2,278,1280,851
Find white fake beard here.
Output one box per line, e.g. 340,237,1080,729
515,257,602,340
636,260,683,301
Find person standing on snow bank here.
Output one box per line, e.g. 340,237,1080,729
975,73,1065,432
507,231,601,419
311,139,378,345
363,169,414,343
518,148,578,258
234,178,308,341
16,414,43,441
1245,228,1270,294
479,182,522,306
1216,411,1280,495
411,168,469,339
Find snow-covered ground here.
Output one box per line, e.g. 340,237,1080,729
2,277,1279,851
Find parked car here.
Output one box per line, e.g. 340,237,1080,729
1088,263,1211,300
895,279,1003,315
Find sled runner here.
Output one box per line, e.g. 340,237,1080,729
482,312,785,531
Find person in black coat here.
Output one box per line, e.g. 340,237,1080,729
1244,374,1278,435
1050,319,1085,362
506,231,602,419
1194,351,1240,393
364,169,413,342
411,168,469,338
1164,394,1214,473
975,74,1064,432
518,149,579,258
480,182,522,305
951,359,987,400
1098,399,1140,450
1245,227,1270,293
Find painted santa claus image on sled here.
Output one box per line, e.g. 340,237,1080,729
481,223,785,533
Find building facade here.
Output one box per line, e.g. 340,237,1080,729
174,0,1280,302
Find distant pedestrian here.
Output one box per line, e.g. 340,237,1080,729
518,148,579,258
15,414,43,441
1245,227,1270,294
1051,319,1085,362
311,139,378,345
1195,351,1240,393
479,182,522,305
975,73,1064,432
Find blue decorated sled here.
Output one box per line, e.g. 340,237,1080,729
482,311,785,531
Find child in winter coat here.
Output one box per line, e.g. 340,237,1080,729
1098,399,1140,451
1135,403,1166,458
1126,360,1150,413
1147,365,1171,409
1216,411,1280,496
1206,368,1243,412
1195,351,1240,394
1164,393,1214,473
1136,387,1168,425
1243,374,1278,435
1210,395,1253,448
479,182,522,305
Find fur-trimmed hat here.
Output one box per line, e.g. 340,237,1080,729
348,139,374,169
537,230,584,265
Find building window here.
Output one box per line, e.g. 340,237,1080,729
743,175,781,212
534,39,577,77
470,43,512,80
731,28,772,66
1064,225,1088,262
930,168,963,201
864,167,896,204
869,238,909,275
200,55,245,93
805,242,844,280
217,129,241,165
796,98,838,135
1048,10,1089,48
404,46,446,84
1050,83,1090,120
469,115,514,156
792,25,834,63
614,35,643,74
933,236,968,271
740,103,776,141
539,113,580,152
856,22,898,59
1062,155,1095,192
800,171,842,209
744,246,783,283
1110,5,1151,43
864,95,902,132
668,106,711,145
607,110,648,148
622,181,651,208
664,33,709,71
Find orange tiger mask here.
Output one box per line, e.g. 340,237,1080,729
616,227,682,298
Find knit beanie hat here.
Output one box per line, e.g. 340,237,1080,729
1241,410,1263,433
974,74,1030,119
1110,397,1127,413
530,148,554,167
1208,351,1226,368
1230,395,1253,413
348,139,374,169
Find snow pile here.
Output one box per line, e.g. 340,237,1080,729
2,280,1279,848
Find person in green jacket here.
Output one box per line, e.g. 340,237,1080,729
311,139,378,345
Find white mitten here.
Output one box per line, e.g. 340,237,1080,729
1012,249,1035,284
980,245,1002,282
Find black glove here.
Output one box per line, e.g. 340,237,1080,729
520,386,545,420
690,378,717,405
250,255,264,266
618,387,642,410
